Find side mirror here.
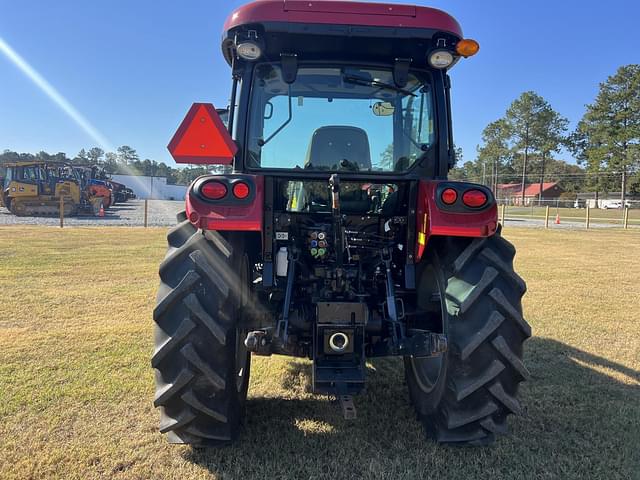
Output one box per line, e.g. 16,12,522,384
264,101,274,120
216,108,229,128
168,103,238,165
372,101,395,116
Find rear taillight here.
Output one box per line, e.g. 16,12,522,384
462,189,487,208
201,181,227,200
441,188,458,205
232,182,250,199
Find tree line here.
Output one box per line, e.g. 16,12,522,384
0,146,210,186
450,64,640,203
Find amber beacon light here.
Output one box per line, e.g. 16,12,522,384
456,39,480,57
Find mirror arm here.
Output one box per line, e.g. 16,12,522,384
416,92,425,144
259,86,293,147
227,74,239,135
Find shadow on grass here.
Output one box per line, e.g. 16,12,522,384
280,359,380,393
183,338,639,480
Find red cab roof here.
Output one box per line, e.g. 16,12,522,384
223,0,462,37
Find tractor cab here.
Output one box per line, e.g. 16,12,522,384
219,1,476,180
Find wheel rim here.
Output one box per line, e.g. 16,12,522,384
411,262,447,393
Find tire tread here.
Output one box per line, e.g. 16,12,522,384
407,229,530,445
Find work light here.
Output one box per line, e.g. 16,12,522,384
428,50,454,69
236,42,262,60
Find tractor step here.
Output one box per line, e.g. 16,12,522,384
338,394,357,420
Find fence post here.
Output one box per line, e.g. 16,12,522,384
545,205,550,229
144,199,149,228
623,207,629,230
585,205,590,230
500,204,506,226
59,195,64,228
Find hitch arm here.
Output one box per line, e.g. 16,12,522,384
381,247,404,346
276,247,298,344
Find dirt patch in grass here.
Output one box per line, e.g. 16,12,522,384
0,226,638,479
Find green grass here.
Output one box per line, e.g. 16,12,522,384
0,226,638,479
504,206,640,225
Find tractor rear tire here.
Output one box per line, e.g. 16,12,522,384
152,212,251,445
405,226,530,445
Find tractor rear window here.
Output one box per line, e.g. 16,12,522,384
278,180,399,215
247,64,435,173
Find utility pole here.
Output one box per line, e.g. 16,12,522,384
482,161,486,186
538,153,546,206
520,145,528,206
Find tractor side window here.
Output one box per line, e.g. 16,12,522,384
402,86,435,162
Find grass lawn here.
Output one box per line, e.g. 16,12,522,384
0,226,638,480
504,206,640,225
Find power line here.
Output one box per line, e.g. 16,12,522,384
458,172,635,182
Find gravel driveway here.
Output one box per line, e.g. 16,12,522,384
0,200,183,227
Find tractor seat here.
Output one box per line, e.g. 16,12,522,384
305,126,372,171
304,126,372,213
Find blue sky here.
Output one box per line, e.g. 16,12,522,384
1,0,638,166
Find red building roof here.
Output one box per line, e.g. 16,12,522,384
497,182,561,196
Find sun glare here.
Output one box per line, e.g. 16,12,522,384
0,36,113,151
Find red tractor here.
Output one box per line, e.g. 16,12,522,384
153,0,529,446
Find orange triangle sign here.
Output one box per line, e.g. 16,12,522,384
168,103,238,164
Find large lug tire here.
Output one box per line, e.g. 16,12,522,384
152,212,251,445
405,226,531,445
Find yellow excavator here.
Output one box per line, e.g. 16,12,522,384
0,161,100,216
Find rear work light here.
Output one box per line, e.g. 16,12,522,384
441,188,458,205
232,182,250,199
236,42,262,60
428,50,454,69
201,181,227,200
462,189,488,208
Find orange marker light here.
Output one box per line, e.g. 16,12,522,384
456,39,480,57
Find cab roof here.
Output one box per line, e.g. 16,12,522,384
223,0,462,37
222,1,463,68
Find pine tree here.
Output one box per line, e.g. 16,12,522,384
574,65,640,203
505,92,560,205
